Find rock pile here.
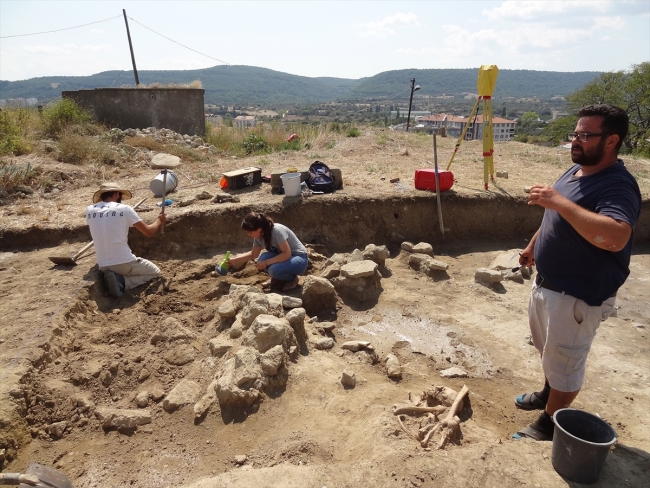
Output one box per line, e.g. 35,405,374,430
110,127,218,154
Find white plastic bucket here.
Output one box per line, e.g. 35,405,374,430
281,172,301,197
150,170,178,197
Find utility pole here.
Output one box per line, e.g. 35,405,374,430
122,9,140,86
406,78,420,132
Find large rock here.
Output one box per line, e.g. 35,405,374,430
215,357,262,409
150,317,196,345
324,253,347,266
320,263,341,279
412,242,434,256
265,293,285,317
340,260,378,279
285,307,306,345
314,337,335,350
163,379,202,413
95,407,152,429
194,379,218,419
208,336,233,357
341,341,372,352
241,293,270,326
282,296,303,309
260,345,284,375
228,284,260,311
408,254,449,276
301,276,337,316
475,268,503,284
163,344,195,365
488,250,521,271
151,153,181,169
218,299,237,319
385,353,402,379
233,347,262,386
242,315,286,353
362,244,390,266
331,261,381,303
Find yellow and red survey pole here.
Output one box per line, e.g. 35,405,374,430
446,65,499,190
477,65,498,189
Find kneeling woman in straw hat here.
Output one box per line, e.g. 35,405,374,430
228,212,308,291
86,182,167,297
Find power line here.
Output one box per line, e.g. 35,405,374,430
0,12,416,101
0,15,122,38
127,16,418,101
127,15,361,89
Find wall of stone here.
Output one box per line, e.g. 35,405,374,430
62,88,205,136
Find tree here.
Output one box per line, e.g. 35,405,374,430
564,62,650,155
516,112,540,135
500,105,507,117
542,115,578,145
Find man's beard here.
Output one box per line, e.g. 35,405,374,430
571,137,606,166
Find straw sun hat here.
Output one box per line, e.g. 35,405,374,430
92,182,133,203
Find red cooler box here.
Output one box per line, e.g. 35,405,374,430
414,169,454,192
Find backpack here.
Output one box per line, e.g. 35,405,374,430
306,161,335,193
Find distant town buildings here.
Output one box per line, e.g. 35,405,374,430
390,110,431,119
234,115,257,128
205,114,223,126
0,97,38,108
417,113,516,141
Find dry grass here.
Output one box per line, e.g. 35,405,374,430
1,126,648,233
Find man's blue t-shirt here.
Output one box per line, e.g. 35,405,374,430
535,160,641,306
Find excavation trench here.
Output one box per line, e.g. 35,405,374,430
1,193,649,488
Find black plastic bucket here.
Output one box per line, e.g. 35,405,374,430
552,408,617,484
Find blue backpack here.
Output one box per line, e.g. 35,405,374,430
307,161,335,193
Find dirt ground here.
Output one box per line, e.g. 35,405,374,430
1,129,649,487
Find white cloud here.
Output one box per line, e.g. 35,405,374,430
483,0,609,21
593,16,625,29
357,12,420,38
22,44,72,54
90,28,106,34
81,44,113,52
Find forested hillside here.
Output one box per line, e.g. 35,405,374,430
0,65,601,105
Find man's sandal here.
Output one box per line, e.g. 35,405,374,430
512,411,554,441
512,425,552,441
515,392,547,411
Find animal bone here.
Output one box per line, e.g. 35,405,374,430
392,404,446,416
437,416,460,450
397,414,418,441
421,384,469,448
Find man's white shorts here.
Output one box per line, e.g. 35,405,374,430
528,280,617,392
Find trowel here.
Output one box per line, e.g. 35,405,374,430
0,462,74,487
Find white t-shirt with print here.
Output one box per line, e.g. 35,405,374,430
86,202,141,267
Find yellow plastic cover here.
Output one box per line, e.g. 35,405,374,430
477,65,499,96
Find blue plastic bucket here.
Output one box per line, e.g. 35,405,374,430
552,408,617,483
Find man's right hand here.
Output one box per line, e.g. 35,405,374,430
158,213,167,224
519,248,535,267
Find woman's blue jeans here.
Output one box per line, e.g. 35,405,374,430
259,252,308,281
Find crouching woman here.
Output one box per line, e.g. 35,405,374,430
228,212,308,291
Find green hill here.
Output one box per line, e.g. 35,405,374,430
0,66,601,105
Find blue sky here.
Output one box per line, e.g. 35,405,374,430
1,0,649,81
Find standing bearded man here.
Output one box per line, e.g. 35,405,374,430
513,104,641,441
